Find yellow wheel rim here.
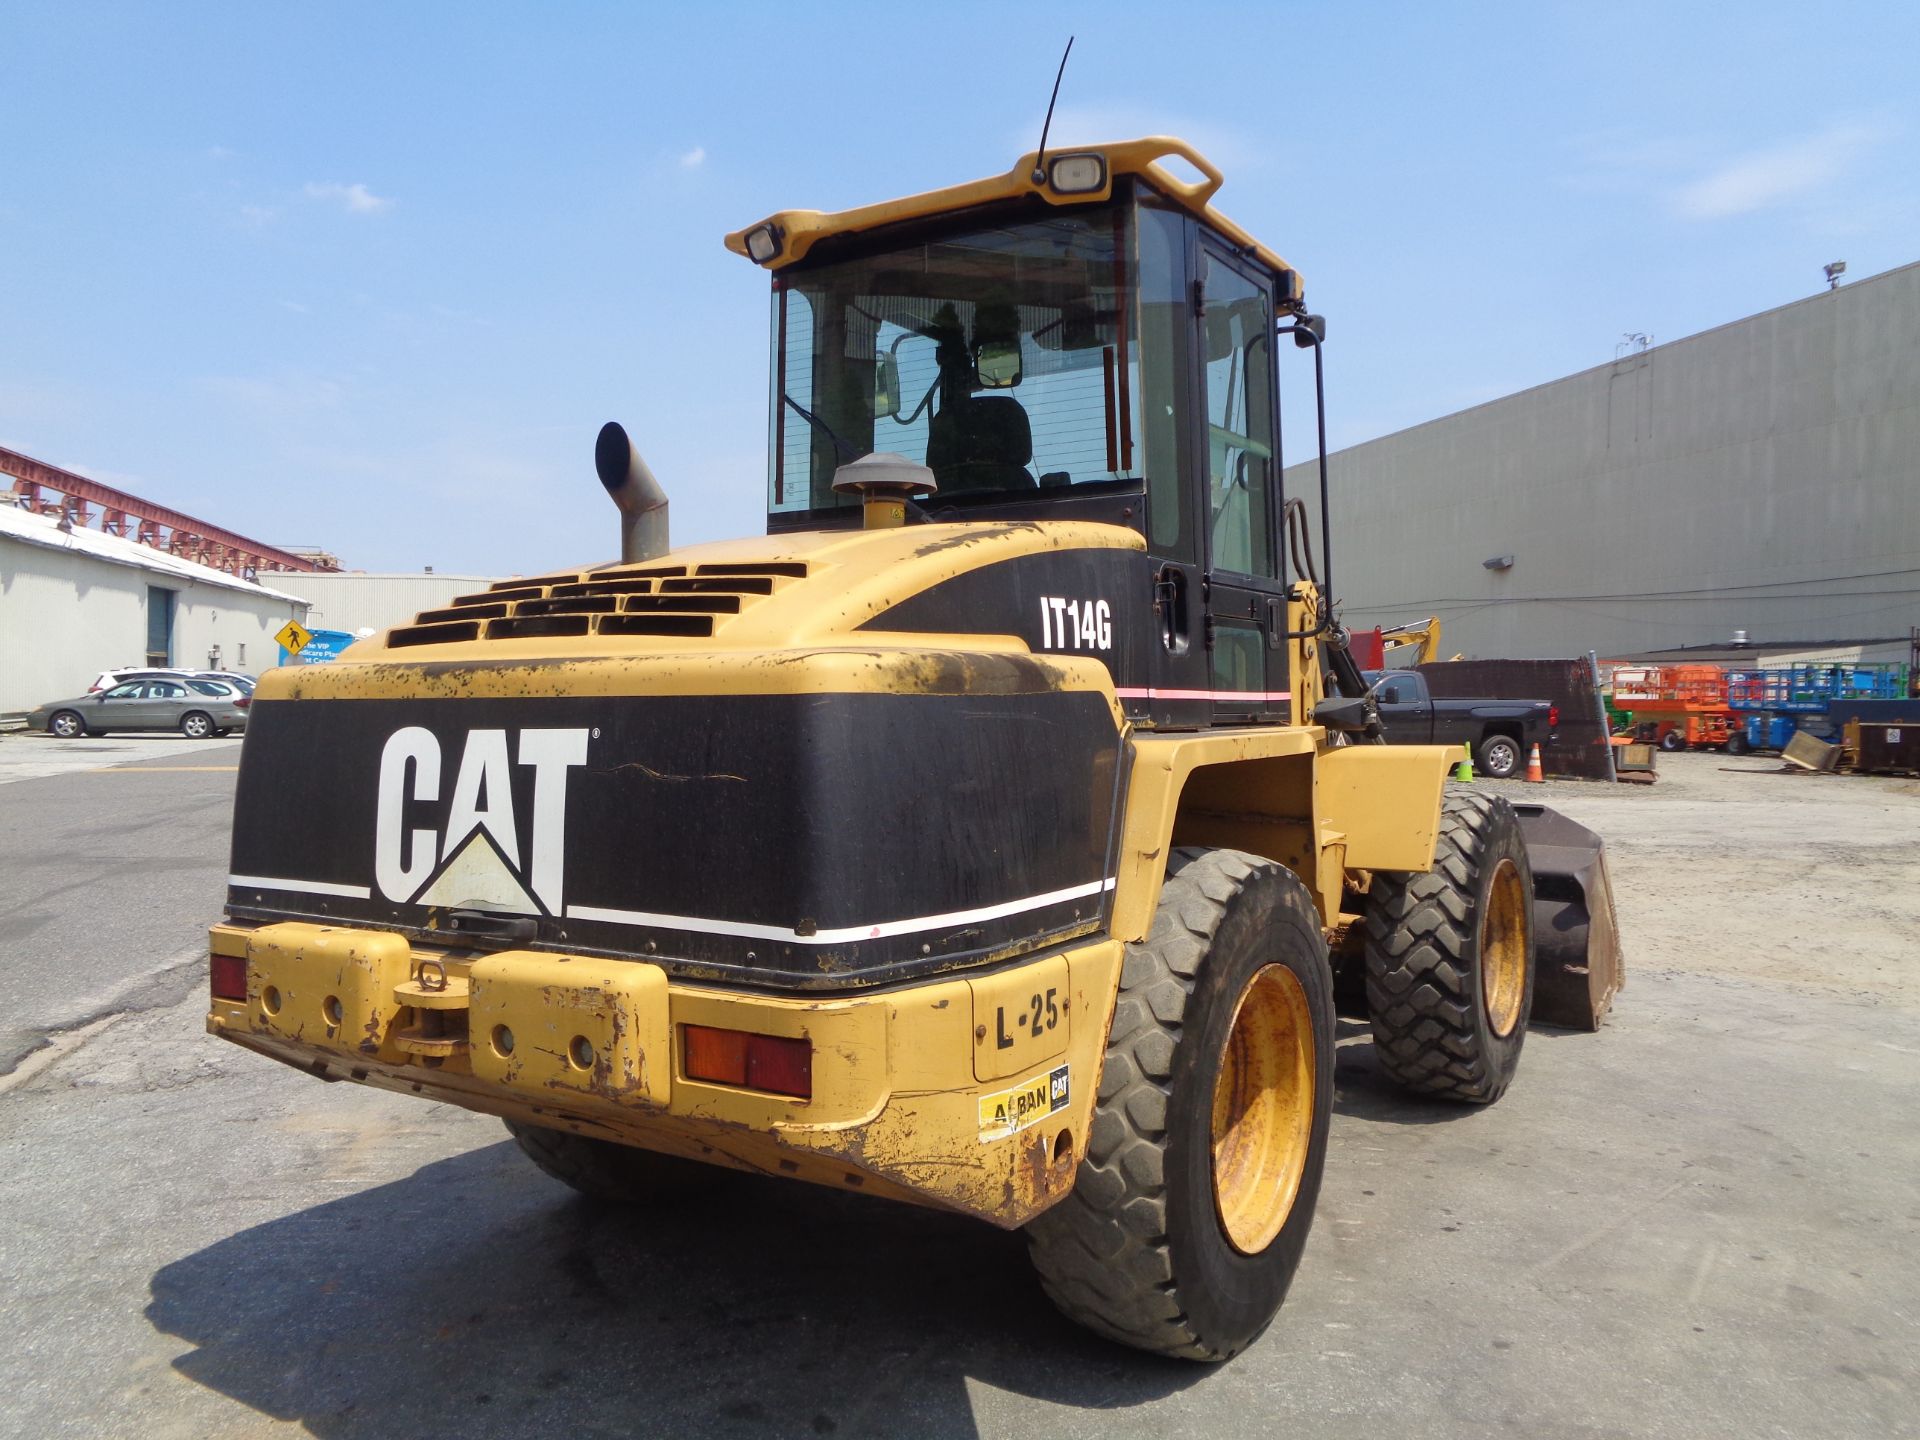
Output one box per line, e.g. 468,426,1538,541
1210,964,1316,1256
1481,858,1529,1038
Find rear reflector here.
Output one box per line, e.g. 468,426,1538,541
1548,705,1560,729
210,952,247,1001
682,1024,812,1099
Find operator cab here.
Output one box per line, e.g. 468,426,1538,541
730,140,1325,729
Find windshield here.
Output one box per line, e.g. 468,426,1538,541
770,202,1144,513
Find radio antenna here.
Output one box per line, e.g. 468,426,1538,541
1030,36,1075,184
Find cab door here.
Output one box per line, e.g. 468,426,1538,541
1195,245,1288,725
1136,199,1211,728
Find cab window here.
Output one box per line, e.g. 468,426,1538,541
1200,253,1275,577
770,203,1145,513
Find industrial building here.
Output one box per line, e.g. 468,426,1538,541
288,571,498,645
0,445,507,717
0,501,310,718
1287,260,1920,664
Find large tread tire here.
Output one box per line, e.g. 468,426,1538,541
1364,790,1534,1104
504,1120,725,1205
1024,847,1334,1361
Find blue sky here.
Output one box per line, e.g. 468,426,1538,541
3,2,1915,576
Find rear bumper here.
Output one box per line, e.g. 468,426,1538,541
208,920,1120,1227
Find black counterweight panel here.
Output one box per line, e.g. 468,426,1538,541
227,689,1122,990
861,548,1150,717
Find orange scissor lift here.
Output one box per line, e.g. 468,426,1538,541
1609,664,1741,751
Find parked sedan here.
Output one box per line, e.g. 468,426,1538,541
30,677,250,739
89,666,197,692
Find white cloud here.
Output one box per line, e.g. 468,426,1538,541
1673,122,1891,220
303,181,393,215
679,146,707,169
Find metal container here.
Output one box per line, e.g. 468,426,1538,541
1853,722,1920,775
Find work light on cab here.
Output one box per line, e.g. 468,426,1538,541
743,223,781,264
1047,153,1106,194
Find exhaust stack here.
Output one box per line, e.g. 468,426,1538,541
594,421,670,563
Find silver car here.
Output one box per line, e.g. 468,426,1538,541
30,677,251,739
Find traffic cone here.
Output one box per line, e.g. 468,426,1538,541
1524,742,1545,783
1453,756,1474,782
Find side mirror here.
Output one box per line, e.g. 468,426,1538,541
974,339,1022,389
873,353,899,418
1311,695,1374,734
1292,313,1327,349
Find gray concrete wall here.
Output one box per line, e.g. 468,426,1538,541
286,573,498,639
1285,261,1920,659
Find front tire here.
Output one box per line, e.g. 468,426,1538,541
1364,791,1534,1104
48,711,86,739
1725,732,1751,756
1025,848,1334,1361
504,1120,725,1204
180,711,215,739
1474,733,1522,778
1659,730,1686,752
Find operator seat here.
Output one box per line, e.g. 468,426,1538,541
926,394,1036,493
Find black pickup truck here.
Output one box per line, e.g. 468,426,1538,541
1364,669,1557,778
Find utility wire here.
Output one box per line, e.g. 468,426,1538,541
1352,563,1920,610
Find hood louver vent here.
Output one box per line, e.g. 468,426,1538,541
383,562,807,650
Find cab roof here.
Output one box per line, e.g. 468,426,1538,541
723,136,1303,306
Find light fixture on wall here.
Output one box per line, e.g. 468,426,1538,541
1483,554,1515,571
1824,261,1847,290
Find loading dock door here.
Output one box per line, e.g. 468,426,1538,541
146,586,175,666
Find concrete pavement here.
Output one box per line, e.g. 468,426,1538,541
0,753,1916,1438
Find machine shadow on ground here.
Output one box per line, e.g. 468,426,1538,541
1330,1018,1564,1124
146,1141,1207,1439
145,1028,1567,1435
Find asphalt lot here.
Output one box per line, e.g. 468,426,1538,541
1,751,1916,1438
0,732,244,1074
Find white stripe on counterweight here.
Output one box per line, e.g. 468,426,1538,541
227,874,374,900
566,876,1116,946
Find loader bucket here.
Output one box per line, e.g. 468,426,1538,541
1512,804,1623,1031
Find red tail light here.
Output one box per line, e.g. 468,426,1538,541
235,696,251,709
210,953,247,1001
1548,705,1560,729
682,1024,812,1099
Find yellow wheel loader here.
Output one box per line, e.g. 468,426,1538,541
208,137,1621,1361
